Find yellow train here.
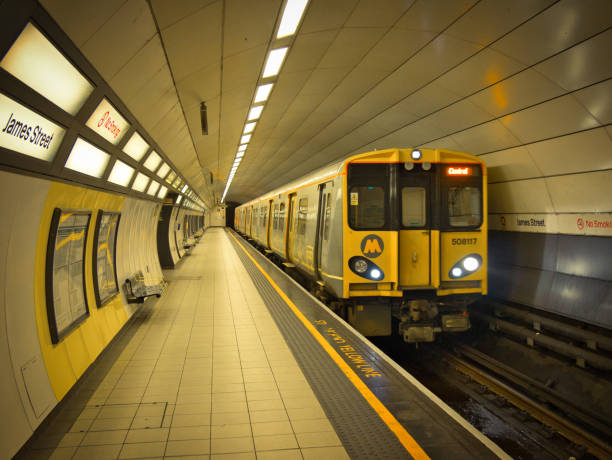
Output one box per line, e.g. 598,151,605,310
235,148,487,342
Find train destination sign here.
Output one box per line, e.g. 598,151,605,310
0,94,65,161
447,166,471,176
86,98,129,145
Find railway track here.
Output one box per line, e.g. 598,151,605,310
445,344,611,459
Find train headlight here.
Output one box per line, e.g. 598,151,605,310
463,256,479,272
411,149,422,160
449,254,482,279
354,259,368,273
349,256,384,281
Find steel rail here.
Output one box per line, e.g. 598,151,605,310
446,347,612,459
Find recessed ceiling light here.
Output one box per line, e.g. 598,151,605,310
248,106,263,121
238,144,247,152
236,151,244,158
277,0,309,38
241,134,251,144
254,83,273,103
262,47,288,78
244,122,256,134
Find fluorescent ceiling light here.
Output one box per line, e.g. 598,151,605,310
276,0,309,38
143,151,162,171
157,163,170,178
244,122,256,134
263,47,288,78
107,160,134,187
132,172,150,192
236,151,244,158
181,184,188,193
254,83,273,103
166,171,176,183
123,132,149,161
248,106,263,121
241,134,251,144
0,23,94,115
176,195,182,204
238,144,247,152
147,181,160,196
64,137,110,178
158,185,168,199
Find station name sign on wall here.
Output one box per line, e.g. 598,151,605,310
0,94,65,161
86,98,129,145
490,212,612,237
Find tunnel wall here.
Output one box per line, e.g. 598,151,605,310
0,169,205,458
488,231,611,328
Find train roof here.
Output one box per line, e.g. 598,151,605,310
236,148,484,208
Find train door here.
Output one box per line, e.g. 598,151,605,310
266,200,273,247
398,167,431,288
286,194,297,262
315,182,332,279
248,206,253,236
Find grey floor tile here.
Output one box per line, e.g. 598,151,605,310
119,441,166,459
125,427,169,443
165,439,211,456
210,436,254,454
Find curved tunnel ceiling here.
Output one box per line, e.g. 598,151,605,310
40,0,612,220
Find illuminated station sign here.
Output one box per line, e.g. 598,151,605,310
86,98,130,145
0,94,65,161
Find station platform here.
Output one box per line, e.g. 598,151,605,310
20,227,509,460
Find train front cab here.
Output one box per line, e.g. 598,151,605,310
343,148,487,342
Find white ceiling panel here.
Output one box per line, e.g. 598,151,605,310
151,0,219,30
80,0,157,82
535,29,612,92
40,0,126,47
469,68,565,119
300,0,358,34
499,92,600,144
572,79,612,125
490,0,612,66
450,119,520,155
488,179,553,214
223,0,281,57
547,170,612,213
160,2,222,82
528,127,612,176
481,146,541,183
345,0,415,28
445,0,554,47
110,35,167,104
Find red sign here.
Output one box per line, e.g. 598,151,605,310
447,166,470,176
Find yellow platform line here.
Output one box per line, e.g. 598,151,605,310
228,230,430,459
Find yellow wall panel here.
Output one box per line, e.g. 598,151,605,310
34,181,128,400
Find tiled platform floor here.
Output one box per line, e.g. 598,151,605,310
22,228,350,460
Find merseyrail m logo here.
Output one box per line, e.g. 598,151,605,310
361,234,384,258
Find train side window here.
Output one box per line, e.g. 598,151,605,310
401,187,426,227
323,192,331,241
448,186,481,227
263,207,267,228
273,204,279,229
349,185,385,229
279,203,286,232
297,198,308,235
